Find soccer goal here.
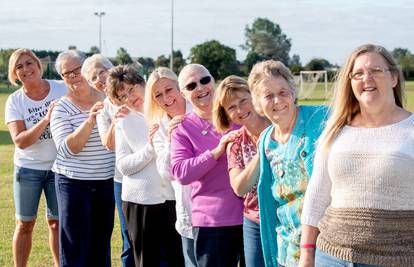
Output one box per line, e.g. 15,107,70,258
298,70,328,100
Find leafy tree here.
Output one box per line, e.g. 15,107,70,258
155,50,186,74
305,58,332,71
68,45,77,50
189,40,239,80
0,49,15,82
243,17,291,66
88,46,101,56
115,47,133,65
392,48,414,79
137,57,155,77
289,54,303,74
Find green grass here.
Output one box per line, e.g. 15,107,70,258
0,81,413,266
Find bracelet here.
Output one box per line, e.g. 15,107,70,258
300,243,316,249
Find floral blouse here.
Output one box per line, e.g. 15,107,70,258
227,126,260,223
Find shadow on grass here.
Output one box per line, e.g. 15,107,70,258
0,130,12,145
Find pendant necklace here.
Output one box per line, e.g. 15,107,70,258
198,116,210,136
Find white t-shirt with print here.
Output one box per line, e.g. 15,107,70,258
5,80,67,170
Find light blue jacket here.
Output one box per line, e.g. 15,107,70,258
258,105,329,267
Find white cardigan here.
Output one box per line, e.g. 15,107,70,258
152,116,193,238
116,111,174,205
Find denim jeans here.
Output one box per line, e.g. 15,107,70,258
181,236,197,267
114,181,135,267
55,173,114,267
316,249,382,267
243,217,265,267
13,166,58,221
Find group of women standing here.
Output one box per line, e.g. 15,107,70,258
5,43,413,267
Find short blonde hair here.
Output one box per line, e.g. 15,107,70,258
247,60,297,115
144,67,179,125
319,44,405,152
8,48,43,86
106,64,146,105
81,54,113,82
213,75,251,133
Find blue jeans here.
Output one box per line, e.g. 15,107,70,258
193,225,243,267
13,166,58,221
316,249,382,267
243,217,265,267
114,181,134,267
181,236,197,267
55,174,114,267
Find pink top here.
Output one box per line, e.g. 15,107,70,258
227,126,260,224
170,112,243,227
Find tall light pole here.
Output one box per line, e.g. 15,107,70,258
94,11,106,54
170,0,174,70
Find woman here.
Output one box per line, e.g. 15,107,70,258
106,64,184,267
144,67,196,267
247,60,329,267
170,64,244,267
300,44,414,267
82,54,134,267
212,75,270,267
5,48,66,267
50,50,115,267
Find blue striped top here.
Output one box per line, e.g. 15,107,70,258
50,97,115,180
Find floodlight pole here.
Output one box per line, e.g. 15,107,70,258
170,0,174,70
94,11,106,54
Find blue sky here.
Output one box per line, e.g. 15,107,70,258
1,0,413,65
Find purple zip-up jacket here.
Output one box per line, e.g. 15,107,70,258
171,112,243,227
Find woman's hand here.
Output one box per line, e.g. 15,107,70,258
113,105,130,123
44,100,59,123
167,115,184,142
211,130,241,160
148,123,160,145
87,101,104,125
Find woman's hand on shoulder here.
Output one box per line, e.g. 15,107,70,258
113,105,130,123
167,114,185,142
212,129,241,160
44,100,59,123
148,123,160,145
87,101,104,125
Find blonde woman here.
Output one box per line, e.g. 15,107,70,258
300,44,414,267
144,67,194,267
212,75,270,267
247,60,329,267
5,48,66,267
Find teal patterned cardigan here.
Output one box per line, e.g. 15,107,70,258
258,105,329,267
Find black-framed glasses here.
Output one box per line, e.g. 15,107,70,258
184,76,211,91
62,66,82,79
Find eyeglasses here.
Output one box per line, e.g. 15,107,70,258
118,85,136,102
349,67,390,81
62,66,82,79
184,76,211,91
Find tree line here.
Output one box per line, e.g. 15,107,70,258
1,17,413,83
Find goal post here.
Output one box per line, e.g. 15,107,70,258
298,70,328,100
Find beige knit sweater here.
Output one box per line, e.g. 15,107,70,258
302,114,414,266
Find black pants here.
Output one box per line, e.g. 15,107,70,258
193,225,244,267
122,200,184,267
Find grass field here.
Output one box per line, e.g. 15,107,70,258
0,82,413,266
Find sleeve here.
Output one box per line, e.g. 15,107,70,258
115,122,154,177
227,141,245,170
50,103,76,157
152,127,173,180
301,146,332,227
257,127,281,267
96,102,113,141
5,93,23,124
170,124,218,185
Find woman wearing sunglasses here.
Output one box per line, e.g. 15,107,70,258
170,64,244,267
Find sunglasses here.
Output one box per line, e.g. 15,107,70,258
184,76,211,91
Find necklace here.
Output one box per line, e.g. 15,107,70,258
197,115,211,136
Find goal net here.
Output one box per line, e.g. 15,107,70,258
297,70,328,100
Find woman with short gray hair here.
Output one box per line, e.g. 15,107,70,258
51,50,115,267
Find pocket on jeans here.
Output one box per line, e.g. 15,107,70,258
15,166,42,183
